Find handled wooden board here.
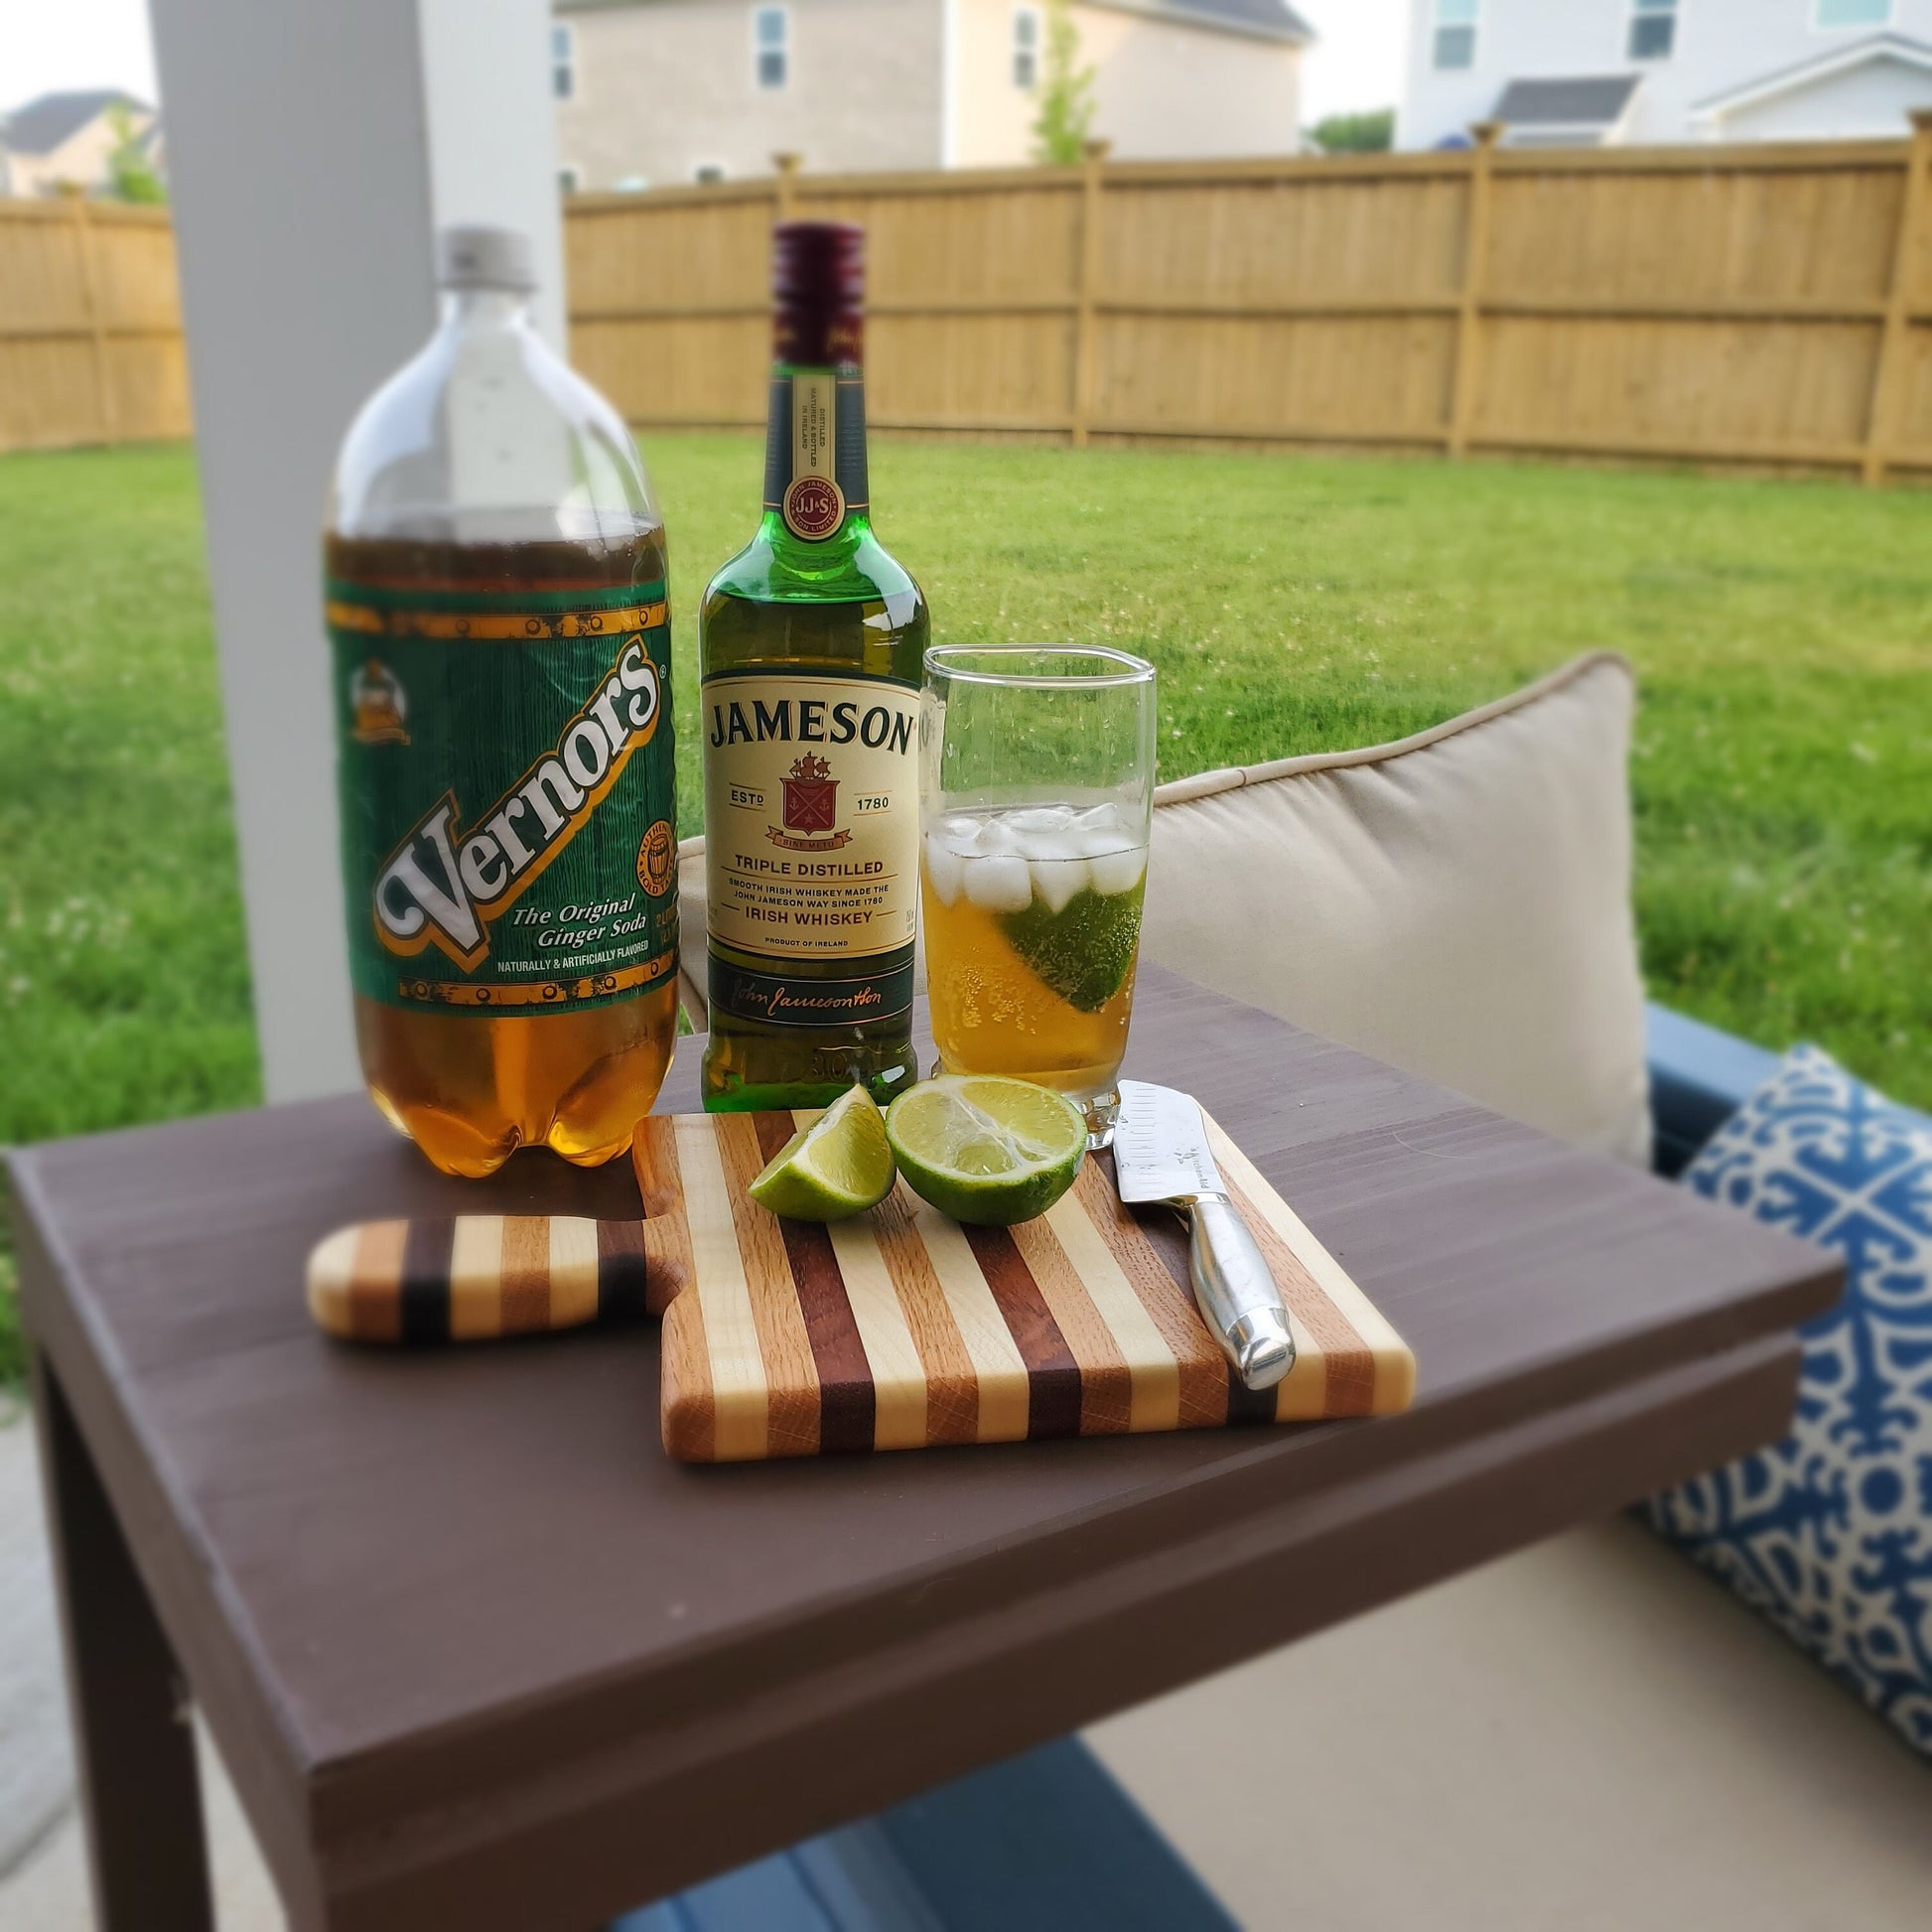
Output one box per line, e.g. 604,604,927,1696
633,1110,1415,1463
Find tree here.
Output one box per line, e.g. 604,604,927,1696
1031,0,1096,166
1310,109,1395,156
105,104,166,205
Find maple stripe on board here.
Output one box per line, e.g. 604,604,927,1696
636,1118,717,1461
868,1187,982,1448
671,1115,769,1461
826,1210,930,1450
1042,1189,1183,1435
909,1204,1034,1445
961,1224,1084,1441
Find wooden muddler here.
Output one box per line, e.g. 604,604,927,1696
306,1215,683,1346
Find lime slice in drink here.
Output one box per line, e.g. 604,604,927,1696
998,877,1146,1014
886,1075,1088,1227
748,1085,897,1222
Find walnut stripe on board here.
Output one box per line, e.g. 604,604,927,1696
672,1114,768,1460
826,1211,929,1451
1202,1117,1415,1417
398,1218,456,1344
962,1225,1082,1440
753,1111,873,1454
1070,1162,1229,1429
911,1207,1033,1445
1010,1215,1133,1436
868,1184,979,1448
715,1113,820,1457
1044,1187,1182,1434
594,1219,650,1322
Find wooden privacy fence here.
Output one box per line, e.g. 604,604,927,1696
568,119,1932,484
6,120,1932,481
0,200,191,451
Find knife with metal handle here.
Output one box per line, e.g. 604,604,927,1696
1114,1080,1297,1391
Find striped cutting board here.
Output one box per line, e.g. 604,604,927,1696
632,1110,1414,1463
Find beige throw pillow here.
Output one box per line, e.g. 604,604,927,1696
1142,651,1650,1165
676,651,1649,1166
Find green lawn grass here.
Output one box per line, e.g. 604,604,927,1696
3,436,1929,1380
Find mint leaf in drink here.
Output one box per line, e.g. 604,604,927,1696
998,880,1145,1014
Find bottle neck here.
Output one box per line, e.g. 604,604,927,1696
437,287,537,335
760,357,872,551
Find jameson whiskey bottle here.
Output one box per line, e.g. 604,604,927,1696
324,227,679,1176
699,222,926,1111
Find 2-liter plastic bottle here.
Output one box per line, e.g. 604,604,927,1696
324,227,678,1176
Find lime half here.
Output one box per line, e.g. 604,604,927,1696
748,1086,896,1222
886,1076,1087,1227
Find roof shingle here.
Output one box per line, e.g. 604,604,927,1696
1,89,149,157
1492,74,1642,128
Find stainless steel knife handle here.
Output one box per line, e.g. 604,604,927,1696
1186,1195,1296,1392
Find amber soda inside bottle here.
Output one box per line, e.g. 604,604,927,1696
324,227,678,1176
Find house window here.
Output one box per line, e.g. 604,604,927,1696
694,162,727,185
1433,0,1478,72
551,23,575,101
1013,7,1041,88
754,6,788,88
1628,0,1677,61
1814,0,1890,25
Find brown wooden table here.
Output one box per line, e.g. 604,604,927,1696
9,967,1839,1932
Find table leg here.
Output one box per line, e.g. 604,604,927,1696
32,1352,215,1932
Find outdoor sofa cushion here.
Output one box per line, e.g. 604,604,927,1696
1647,1044,1932,1757
1140,651,1651,1165
678,652,1650,1164
1086,1515,1932,1932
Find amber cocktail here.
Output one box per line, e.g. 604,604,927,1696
919,647,1157,1147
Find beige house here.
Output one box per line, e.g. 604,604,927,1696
551,0,1311,190
0,91,159,198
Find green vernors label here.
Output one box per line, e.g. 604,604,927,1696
327,578,678,1014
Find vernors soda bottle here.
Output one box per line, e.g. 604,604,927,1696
324,227,678,1176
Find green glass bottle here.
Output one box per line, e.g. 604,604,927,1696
699,222,927,1112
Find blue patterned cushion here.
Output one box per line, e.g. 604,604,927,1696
1647,1044,1932,1755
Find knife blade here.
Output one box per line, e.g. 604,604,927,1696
1115,1080,1296,1392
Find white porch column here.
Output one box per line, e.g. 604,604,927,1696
147,0,565,1099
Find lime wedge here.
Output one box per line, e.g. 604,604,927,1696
886,1076,1088,1227
748,1085,896,1222
998,878,1146,1014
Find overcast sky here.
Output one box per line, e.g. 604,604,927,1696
1,0,1410,133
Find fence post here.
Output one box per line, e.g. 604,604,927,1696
1071,138,1111,449
1861,109,1932,486
69,197,119,446
1447,121,1501,461
772,151,801,223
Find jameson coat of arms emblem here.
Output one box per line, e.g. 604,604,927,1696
769,754,852,851
782,754,837,831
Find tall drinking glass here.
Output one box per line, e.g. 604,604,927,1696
919,646,1157,1148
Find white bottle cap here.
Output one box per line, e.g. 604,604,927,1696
436,225,538,293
